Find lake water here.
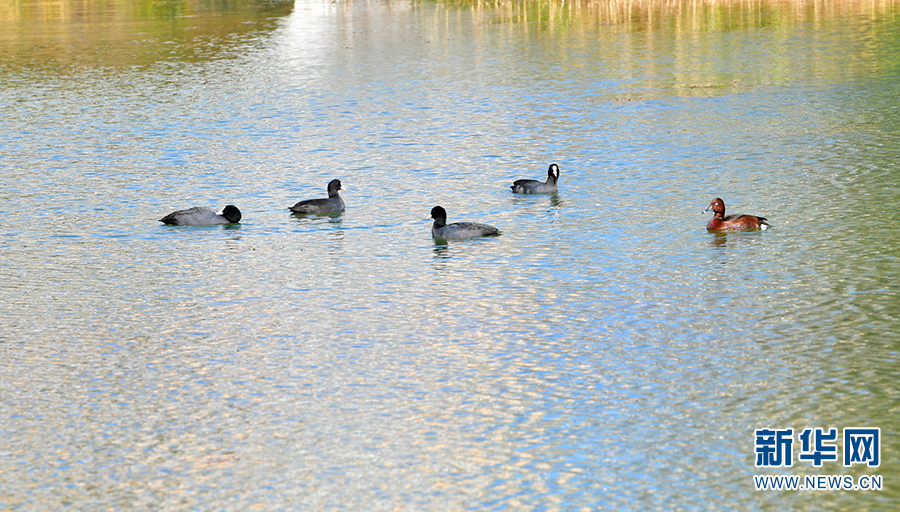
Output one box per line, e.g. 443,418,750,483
2,0,899,509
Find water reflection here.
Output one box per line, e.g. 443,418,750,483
158,223,243,231
443,0,899,100
3,0,900,510
290,211,344,222
0,0,292,21
510,192,563,209
706,229,770,249
449,0,895,32
707,231,729,248
432,240,452,259
0,0,294,71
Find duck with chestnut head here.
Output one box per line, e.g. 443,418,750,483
704,198,771,232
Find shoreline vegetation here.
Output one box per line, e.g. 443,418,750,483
2,0,896,73
438,0,899,30
0,0,294,23
3,0,896,22
2,1,895,31
0,0,295,70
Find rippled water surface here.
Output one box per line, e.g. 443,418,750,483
2,0,900,509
